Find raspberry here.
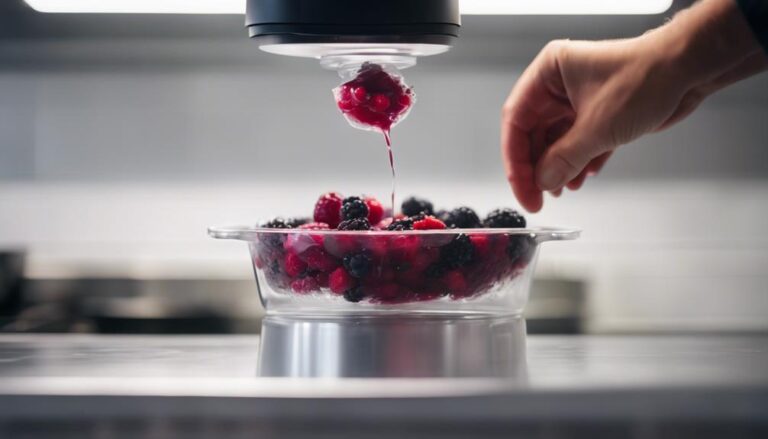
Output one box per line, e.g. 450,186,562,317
368,266,396,283
411,246,440,271
329,267,355,294
313,192,344,228
337,218,372,231
322,234,359,257
388,235,420,262
386,218,414,231
375,218,393,230
468,234,492,258
371,94,390,112
401,196,434,217
368,283,400,301
313,271,330,288
365,236,389,258
284,252,307,277
364,196,384,225
301,246,340,272
343,286,366,303
291,277,319,294
343,251,373,278
484,208,526,229
413,216,446,230
442,271,468,295
299,222,330,230
352,86,368,103
440,234,475,269
341,196,369,221
443,207,482,229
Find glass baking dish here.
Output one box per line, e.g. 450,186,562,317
209,226,579,316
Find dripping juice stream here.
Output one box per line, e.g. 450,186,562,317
384,130,395,218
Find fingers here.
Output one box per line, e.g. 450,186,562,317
565,168,589,190
535,119,606,191
501,41,573,213
501,116,543,213
586,151,612,176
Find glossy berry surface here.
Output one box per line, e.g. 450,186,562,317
439,234,475,269
413,216,446,230
401,197,434,217
364,197,384,225
313,193,344,228
334,63,414,133
329,267,355,294
343,251,373,278
337,218,372,231
484,208,527,229
341,196,369,221
386,218,414,231
443,207,482,229
343,287,366,303
261,218,294,229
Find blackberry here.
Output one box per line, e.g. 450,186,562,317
507,235,535,263
341,196,369,220
401,196,434,217
443,207,482,229
260,218,293,249
440,234,475,269
484,208,526,229
337,218,372,231
261,218,294,229
435,210,450,223
392,261,412,272
343,251,373,278
286,217,309,228
343,286,366,303
386,218,414,231
425,263,447,278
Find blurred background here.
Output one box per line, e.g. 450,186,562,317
0,0,766,335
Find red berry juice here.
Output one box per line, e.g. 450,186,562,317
333,62,414,217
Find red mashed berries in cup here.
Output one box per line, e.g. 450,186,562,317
333,63,414,133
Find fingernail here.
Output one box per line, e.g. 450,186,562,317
538,165,565,190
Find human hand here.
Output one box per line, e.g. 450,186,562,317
501,0,767,212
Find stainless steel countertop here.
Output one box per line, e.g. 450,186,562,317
0,317,767,438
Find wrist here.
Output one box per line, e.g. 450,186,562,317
649,0,762,87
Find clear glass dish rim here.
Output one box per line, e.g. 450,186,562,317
208,225,580,243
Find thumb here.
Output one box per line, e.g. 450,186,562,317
535,121,605,191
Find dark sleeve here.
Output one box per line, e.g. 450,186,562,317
736,0,768,53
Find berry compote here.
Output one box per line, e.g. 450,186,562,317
333,62,414,137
